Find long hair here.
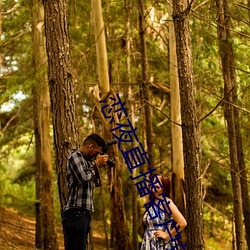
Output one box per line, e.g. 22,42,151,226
146,174,171,208
142,174,171,236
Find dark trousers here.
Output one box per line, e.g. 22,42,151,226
62,208,91,250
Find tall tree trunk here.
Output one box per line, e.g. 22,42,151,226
111,148,129,250
92,1,129,249
137,0,155,168
32,1,58,249
91,94,129,250
33,1,43,246
235,111,250,249
216,0,246,248
168,2,186,243
172,1,204,249
100,184,109,250
100,120,129,250
43,0,78,211
125,0,138,248
92,0,110,94
91,2,111,247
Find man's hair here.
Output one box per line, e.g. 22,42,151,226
83,134,105,148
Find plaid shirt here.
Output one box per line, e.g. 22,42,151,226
64,149,97,212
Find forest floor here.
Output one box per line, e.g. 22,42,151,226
0,207,108,250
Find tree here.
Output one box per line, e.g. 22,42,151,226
32,0,58,249
235,109,250,249
216,0,247,248
92,0,109,94
137,0,155,168
125,0,138,248
43,0,78,210
92,1,129,249
168,2,186,242
172,0,204,249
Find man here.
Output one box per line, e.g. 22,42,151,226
62,134,108,250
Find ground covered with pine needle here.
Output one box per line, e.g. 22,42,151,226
0,207,107,250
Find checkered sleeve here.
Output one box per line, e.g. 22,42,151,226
68,151,95,183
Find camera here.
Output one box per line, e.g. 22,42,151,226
101,139,117,168
93,139,117,187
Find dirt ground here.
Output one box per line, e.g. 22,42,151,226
0,207,108,250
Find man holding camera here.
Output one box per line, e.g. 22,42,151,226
62,134,108,250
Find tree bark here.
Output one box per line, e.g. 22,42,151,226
91,95,129,250
91,2,129,248
92,0,110,95
172,1,204,249
32,0,58,249
235,110,250,249
168,2,186,243
216,0,247,248
111,151,130,250
43,0,78,210
137,0,155,168
125,0,138,248
100,184,109,250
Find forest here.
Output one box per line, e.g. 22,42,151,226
0,0,249,249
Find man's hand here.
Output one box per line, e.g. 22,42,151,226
94,154,108,168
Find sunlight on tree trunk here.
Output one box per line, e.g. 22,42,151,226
32,0,58,249
91,1,129,249
168,2,186,243
92,0,110,95
90,87,130,250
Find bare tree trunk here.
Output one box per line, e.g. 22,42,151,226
111,152,129,250
172,1,204,249
137,0,155,168
125,0,138,249
216,0,246,248
32,1,58,249
100,184,109,250
33,2,43,244
91,2,129,248
168,2,187,244
90,93,129,250
92,0,110,95
232,219,236,250
235,112,250,248
43,0,78,210
91,2,111,248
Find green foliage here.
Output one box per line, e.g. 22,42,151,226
0,139,35,215
2,180,36,216
204,206,233,249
